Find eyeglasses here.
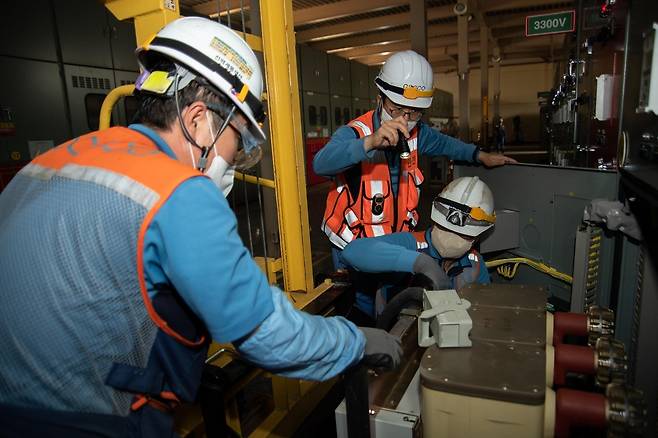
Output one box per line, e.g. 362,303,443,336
384,100,424,121
434,197,495,227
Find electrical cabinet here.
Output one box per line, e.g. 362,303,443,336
0,57,70,164
330,95,352,134
63,65,117,137
430,89,454,118
350,61,369,99
107,14,139,72
328,55,351,96
54,0,114,68
302,92,331,138
351,97,370,119
299,44,329,94
54,0,138,71
368,65,381,99
0,0,58,62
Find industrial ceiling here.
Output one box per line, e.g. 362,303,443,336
180,0,575,72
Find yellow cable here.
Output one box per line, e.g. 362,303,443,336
486,257,573,284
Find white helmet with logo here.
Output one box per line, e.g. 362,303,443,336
431,176,496,237
375,50,434,109
135,16,266,146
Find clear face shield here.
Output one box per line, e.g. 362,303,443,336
210,103,264,170
136,65,265,171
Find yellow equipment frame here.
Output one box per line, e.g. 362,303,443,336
101,0,333,436
102,0,313,293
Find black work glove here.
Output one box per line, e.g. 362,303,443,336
359,327,402,371
412,253,452,290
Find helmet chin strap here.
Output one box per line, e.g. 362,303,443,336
174,73,236,171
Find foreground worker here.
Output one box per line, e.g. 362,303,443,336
0,18,401,436
314,50,515,260
341,177,494,317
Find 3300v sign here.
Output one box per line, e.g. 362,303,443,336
525,10,576,37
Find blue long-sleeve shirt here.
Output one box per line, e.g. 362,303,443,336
340,229,490,286
135,124,365,379
313,112,479,196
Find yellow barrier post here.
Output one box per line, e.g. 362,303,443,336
259,0,314,292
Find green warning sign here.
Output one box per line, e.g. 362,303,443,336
525,10,576,37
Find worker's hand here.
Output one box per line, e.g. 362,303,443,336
478,151,518,167
412,253,452,290
363,116,409,152
359,327,402,371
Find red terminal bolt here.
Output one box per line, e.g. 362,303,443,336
553,312,588,345
554,343,596,386
555,388,607,438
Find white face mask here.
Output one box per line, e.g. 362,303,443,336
379,103,418,131
206,154,235,196
431,226,473,259
203,111,235,196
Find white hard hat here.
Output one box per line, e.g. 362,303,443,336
431,176,495,237
135,17,266,145
375,50,434,109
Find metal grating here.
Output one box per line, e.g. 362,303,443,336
71,75,111,90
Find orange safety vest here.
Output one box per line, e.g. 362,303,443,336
31,127,206,348
322,110,424,249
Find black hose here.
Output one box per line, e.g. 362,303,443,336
376,287,425,331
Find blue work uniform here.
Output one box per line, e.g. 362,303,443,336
340,229,490,317
0,124,364,437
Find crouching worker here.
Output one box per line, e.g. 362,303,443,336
340,176,495,320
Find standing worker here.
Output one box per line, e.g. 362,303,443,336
314,51,515,264
340,177,495,318
0,17,401,437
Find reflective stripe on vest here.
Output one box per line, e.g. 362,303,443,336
412,230,430,250
29,127,206,347
322,110,424,248
0,127,208,418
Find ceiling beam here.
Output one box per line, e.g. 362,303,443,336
296,4,454,43
311,21,481,53
483,0,574,13
341,30,481,59
293,0,405,26
319,29,409,53
355,34,560,65
305,5,567,53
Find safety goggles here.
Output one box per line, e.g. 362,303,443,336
205,102,262,169
434,197,496,227
384,101,424,121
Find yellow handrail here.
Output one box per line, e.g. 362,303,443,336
99,84,135,130
234,172,275,189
